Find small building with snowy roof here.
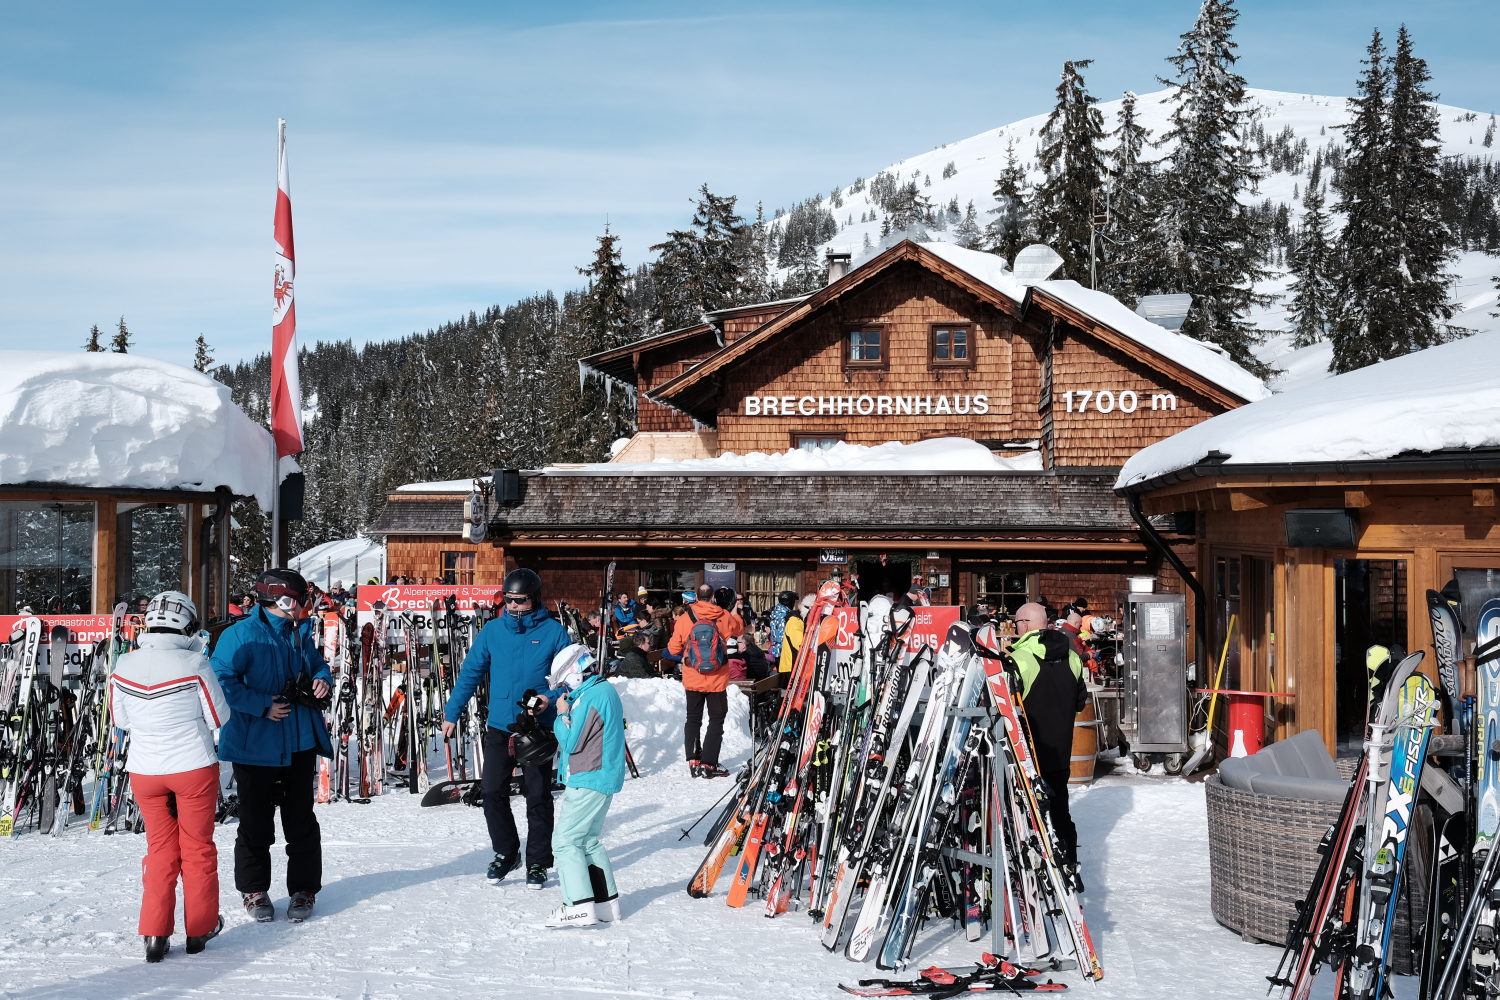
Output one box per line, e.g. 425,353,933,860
0,350,276,620
371,239,1268,627
1116,331,1500,757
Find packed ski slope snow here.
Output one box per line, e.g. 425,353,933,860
0,677,1374,999
290,537,387,590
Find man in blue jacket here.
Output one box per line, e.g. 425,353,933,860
211,568,333,924
542,643,625,928
441,568,571,888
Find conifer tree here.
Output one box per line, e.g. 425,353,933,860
1103,91,1157,302
987,140,1031,262
1286,153,1335,347
576,226,633,349
954,200,984,250
111,317,131,353
1031,59,1107,281
82,324,104,352
1153,0,1269,372
650,185,746,328
193,334,215,372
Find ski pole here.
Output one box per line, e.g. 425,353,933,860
679,779,740,841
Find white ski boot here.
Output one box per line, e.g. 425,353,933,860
543,900,598,929
596,895,622,922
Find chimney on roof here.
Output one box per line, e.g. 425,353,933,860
825,250,852,284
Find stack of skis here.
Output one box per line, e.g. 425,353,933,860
1,605,147,838
1270,588,1500,999
686,581,1101,988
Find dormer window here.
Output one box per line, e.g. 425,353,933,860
932,325,971,365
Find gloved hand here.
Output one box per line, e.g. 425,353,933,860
278,670,332,712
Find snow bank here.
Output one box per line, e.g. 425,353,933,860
1117,330,1500,488
395,476,489,493
612,677,751,773
0,351,276,506
920,243,1271,404
291,537,386,589
545,436,1043,476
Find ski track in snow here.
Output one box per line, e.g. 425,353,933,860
0,680,1412,998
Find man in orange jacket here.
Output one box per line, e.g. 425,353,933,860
669,584,743,778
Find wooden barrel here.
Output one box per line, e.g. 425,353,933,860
1070,695,1100,786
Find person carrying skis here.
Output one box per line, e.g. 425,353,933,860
669,583,743,778
109,590,230,963
211,568,333,924
541,644,626,928
441,568,572,888
1008,601,1088,890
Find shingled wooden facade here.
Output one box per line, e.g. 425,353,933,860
373,241,1265,623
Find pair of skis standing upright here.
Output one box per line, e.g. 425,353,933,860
1271,591,1500,999
686,581,1101,986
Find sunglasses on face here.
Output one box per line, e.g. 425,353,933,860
503,595,532,605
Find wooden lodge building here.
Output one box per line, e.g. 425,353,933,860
370,239,1272,635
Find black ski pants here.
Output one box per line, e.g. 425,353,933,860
481,726,554,867
232,748,322,895
684,689,728,766
1041,768,1078,867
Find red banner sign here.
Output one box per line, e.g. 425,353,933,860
905,606,963,653
833,607,860,651
2,615,123,673
354,585,496,614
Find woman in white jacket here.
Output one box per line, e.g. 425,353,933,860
108,591,230,963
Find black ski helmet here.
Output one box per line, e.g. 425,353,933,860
509,726,558,766
713,586,736,611
777,591,797,609
501,568,543,602
255,568,309,610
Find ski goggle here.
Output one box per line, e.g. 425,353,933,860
256,581,312,612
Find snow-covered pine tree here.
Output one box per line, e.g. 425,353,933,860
1103,91,1157,303
82,324,104,352
954,201,984,250
576,225,634,349
741,202,775,302
987,139,1031,263
111,316,131,353
650,185,747,328
1031,59,1107,282
1153,0,1269,372
1286,152,1336,347
193,334,215,372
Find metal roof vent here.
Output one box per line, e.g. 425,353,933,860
1012,244,1064,285
825,249,852,283
1135,294,1193,331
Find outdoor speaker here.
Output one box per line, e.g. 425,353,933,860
493,468,522,506
1172,511,1197,535
1285,508,1358,548
278,472,305,522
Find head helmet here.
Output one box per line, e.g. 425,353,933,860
713,586,736,611
798,593,815,617
145,590,198,634
501,568,543,606
548,643,597,691
255,569,310,613
681,590,696,605
777,590,797,609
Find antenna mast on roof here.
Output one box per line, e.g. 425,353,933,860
1089,186,1110,291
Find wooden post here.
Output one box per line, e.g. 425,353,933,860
95,498,117,614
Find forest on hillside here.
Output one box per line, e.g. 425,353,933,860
148,1,1499,587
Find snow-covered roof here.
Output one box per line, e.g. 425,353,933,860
291,536,386,589
543,437,1043,476
0,350,277,506
920,242,1271,403
1116,331,1500,490
394,476,489,493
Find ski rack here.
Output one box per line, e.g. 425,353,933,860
939,702,1008,959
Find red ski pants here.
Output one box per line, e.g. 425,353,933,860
131,764,220,936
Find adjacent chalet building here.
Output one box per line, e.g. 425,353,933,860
370,240,1269,626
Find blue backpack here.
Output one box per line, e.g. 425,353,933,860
682,607,727,674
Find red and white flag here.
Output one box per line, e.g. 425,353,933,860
270,118,303,458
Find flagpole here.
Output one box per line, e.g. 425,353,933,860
271,450,280,569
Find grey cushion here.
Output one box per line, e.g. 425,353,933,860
1215,729,1349,802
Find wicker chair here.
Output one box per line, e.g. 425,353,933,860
1204,773,1425,971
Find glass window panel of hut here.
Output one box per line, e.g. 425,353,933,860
642,567,696,606
795,436,841,452
116,503,185,608
975,569,1031,615
0,501,96,615
933,327,968,362
849,330,881,362
745,569,797,627
442,551,475,585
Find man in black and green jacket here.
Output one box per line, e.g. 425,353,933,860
1010,602,1088,887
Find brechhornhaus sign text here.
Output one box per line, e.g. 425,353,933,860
741,389,1178,417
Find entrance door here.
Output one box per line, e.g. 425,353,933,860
851,553,919,605
1334,558,1408,751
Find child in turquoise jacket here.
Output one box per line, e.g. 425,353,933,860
544,645,626,929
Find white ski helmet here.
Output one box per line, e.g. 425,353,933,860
548,643,597,690
145,590,198,634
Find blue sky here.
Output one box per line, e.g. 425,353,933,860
1,1,1496,369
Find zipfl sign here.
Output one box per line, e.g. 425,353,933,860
1058,389,1178,413
744,393,990,417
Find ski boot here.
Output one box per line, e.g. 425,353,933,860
687,758,702,778
186,915,224,954
543,900,598,928
243,891,274,922
287,891,316,923
699,764,730,779
487,853,519,882
526,863,548,890
144,935,170,963
596,894,622,922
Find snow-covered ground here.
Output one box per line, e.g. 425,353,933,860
0,679,1368,998
290,537,387,590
